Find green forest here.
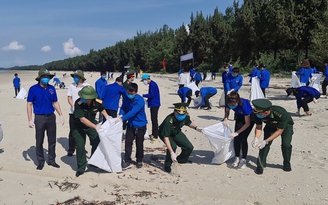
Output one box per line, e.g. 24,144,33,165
5,0,328,75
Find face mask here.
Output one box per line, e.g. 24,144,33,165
256,114,265,119
175,113,187,121
143,80,148,85
101,76,106,79
41,77,50,84
73,76,80,84
225,69,229,72
131,79,135,82
81,98,87,103
127,94,135,99
232,74,237,77
228,104,238,109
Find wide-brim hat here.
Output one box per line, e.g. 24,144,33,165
35,68,55,81
78,85,98,100
70,70,86,80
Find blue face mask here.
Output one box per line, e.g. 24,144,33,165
81,98,87,103
127,94,135,99
73,76,80,84
225,69,229,72
232,73,237,77
101,76,106,80
228,104,238,109
175,113,187,121
41,77,50,84
256,113,266,119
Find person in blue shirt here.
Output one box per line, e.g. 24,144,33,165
248,63,260,83
223,91,255,169
211,70,216,80
293,59,312,86
26,68,64,170
286,86,320,116
225,67,243,94
102,77,127,119
178,87,192,106
95,70,107,122
192,69,202,87
189,67,195,82
222,64,230,94
118,83,148,170
195,87,217,110
142,74,161,141
259,64,271,97
309,59,319,74
13,73,21,97
321,60,328,97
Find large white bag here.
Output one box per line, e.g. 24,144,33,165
202,123,234,164
193,96,202,107
186,82,200,95
88,118,123,173
205,73,211,81
15,87,27,100
291,73,301,88
218,92,225,107
0,121,3,143
309,73,322,92
250,77,264,101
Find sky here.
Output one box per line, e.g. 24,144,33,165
0,0,242,68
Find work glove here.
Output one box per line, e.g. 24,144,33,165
96,123,102,130
105,115,112,120
115,116,122,124
196,127,203,132
257,140,268,149
28,120,35,128
170,151,177,162
229,132,239,138
222,119,229,127
313,98,317,104
59,115,65,126
251,137,259,148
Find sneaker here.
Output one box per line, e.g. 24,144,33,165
122,161,132,170
164,166,171,173
283,166,292,172
231,157,240,168
238,159,246,169
149,135,159,142
136,162,143,169
204,107,212,110
255,167,263,175
320,95,327,98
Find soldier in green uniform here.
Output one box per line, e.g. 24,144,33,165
73,86,110,177
159,103,202,173
123,70,135,90
251,99,294,175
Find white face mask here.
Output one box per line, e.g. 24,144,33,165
143,80,148,85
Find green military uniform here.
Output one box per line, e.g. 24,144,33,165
123,70,135,90
159,103,194,167
73,86,105,174
253,99,294,172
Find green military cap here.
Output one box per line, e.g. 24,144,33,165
126,70,135,76
252,99,272,113
35,68,55,81
70,70,86,80
78,85,98,99
173,102,188,114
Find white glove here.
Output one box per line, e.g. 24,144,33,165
229,132,239,138
96,123,102,130
170,152,177,161
222,120,229,127
105,115,112,120
115,116,122,124
196,127,203,132
313,98,317,104
28,120,35,128
252,137,259,148
59,115,65,126
257,140,268,149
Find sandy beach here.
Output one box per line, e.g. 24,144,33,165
0,70,327,205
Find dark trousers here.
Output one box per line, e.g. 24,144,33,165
179,90,192,106
68,114,76,154
212,74,216,80
257,124,293,169
261,88,266,97
124,125,146,163
34,113,56,165
234,114,255,159
14,88,20,97
195,80,200,87
103,109,117,123
299,95,320,112
150,106,159,138
204,93,215,108
322,80,328,95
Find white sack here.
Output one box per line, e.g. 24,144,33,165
144,129,149,140
193,96,202,107
88,118,123,173
291,73,301,88
0,121,3,143
186,82,199,95
202,123,234,164
218,91,225,107
250,77,264,101
205,73,211,81
15,87,27,100
309,73,322,92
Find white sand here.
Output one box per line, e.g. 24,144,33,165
0,70,327,204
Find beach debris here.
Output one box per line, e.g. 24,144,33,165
90,184,98,188
48,179,80,192
55,196,117,205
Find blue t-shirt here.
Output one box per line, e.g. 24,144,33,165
143,80,161,108
102,82,127,111
226,98,253,116
13,77,20,88
27,84,58,114
95,77,107,99
177,87,192,102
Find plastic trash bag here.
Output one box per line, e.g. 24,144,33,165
205,73,211,81
88,118,123,173
202,122,234,164
218,92,225,107
15,87,27,100
193,96,202,107
250,77,264,102
186,82,200,95
291,73,301,88
309,73,322,92
0,121,3,143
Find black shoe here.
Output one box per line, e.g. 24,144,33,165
255,167,263,175
164,166,171,173
48,162,60,168
136,162,143,169
204,107,212,110
36,163,44,170
122,161,132,170
283,166,292,172
76,171,84,177
67,152,73,157
178,160,192,164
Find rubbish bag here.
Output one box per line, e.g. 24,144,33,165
193,96,202,107
16,87,27,100
291,73,301,88
309,73,322,92
186,82,200,95
250,77,264,102
0,121,3,143
218,92,225,107
88,118,123,173
205,73,211,81
202,122,234,164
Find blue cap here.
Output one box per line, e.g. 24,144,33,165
142,74,150,80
